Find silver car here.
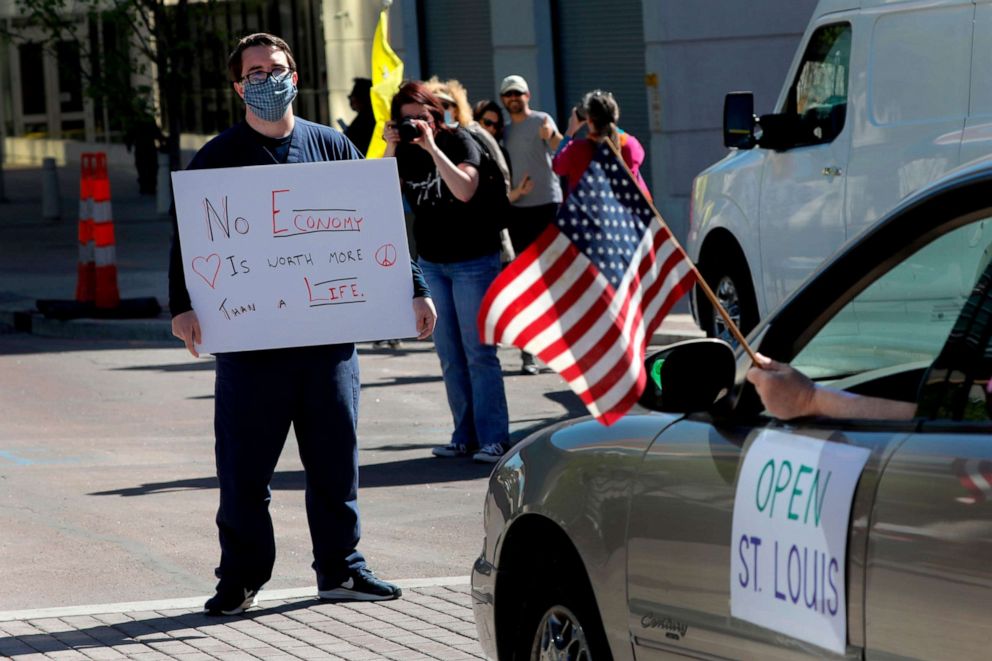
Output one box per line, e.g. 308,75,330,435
471,158,992,660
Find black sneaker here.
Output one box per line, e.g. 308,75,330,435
317,568,402,602
204,585,259,616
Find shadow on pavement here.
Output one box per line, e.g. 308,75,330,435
88,456,495,497
114,360,216,372
360,374,443,389
542,388,586,416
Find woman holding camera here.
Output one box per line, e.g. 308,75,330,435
383,81,510,464
553,89,651,200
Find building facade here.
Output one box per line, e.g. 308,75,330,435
1,0,818,240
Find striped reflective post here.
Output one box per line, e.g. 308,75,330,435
91,152,120,309
75,153,96,303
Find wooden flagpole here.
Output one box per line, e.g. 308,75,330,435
602,137,760,363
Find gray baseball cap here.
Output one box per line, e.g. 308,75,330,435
499,75,529,95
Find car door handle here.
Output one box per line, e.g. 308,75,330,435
822,166,843,177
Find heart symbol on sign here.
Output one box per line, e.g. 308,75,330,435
191,253,221,289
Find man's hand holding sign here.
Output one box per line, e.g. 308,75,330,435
172,158,431,355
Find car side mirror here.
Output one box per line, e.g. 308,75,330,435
723,92,756,149
640,339,736,413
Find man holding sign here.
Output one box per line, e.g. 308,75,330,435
168,33,436,616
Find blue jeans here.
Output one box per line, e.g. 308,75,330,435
420,253,510,449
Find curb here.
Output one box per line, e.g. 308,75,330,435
0,309,176,342
0,576,470,622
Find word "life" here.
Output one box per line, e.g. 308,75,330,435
272,190,363,237
304,276,366,307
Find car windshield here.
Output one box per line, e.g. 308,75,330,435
792,216,992,382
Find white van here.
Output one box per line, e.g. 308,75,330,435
687,0,992,340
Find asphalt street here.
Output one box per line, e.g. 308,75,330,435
0,331,587,612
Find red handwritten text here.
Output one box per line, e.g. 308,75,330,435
304,276,366,307
271,189,363,237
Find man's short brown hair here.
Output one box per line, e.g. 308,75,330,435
227,33,297,83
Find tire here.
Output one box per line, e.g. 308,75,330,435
513,581,611,661
699,249,759,345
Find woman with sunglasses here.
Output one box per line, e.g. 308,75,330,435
383,81,511,464
473,100,504,141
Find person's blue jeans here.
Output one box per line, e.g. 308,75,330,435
420,253,510,449
213,344,365,592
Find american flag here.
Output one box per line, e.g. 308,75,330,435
478,144,697,425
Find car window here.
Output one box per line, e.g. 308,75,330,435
787,23,851,146
916,258,992,421
792,216,992,383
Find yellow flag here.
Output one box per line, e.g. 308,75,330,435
366,7,403,159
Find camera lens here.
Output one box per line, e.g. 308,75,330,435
398,118,421,143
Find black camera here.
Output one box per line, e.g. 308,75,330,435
574,103,586,121
398,117,422,143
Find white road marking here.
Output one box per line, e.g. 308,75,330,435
0,575,470,621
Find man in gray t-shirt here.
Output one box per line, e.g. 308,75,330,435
500,74,563,374
500,74,562,249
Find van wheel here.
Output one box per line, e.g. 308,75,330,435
700,254,758,344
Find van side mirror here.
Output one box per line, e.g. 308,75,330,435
640,339,736,413
756,112,801,151
723,92,756,149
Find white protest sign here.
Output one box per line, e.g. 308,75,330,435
172,158,414,354
730,429,870,654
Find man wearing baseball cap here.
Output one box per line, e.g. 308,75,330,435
499,74,563,375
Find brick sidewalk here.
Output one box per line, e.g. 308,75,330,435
0,582,485,660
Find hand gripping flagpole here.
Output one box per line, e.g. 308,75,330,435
602,138,760,363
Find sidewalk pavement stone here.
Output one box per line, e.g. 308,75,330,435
0,584,488,659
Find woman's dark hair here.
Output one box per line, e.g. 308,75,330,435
581,90,620,142
391,81,448,131
227,33,297,83
473,100,504,138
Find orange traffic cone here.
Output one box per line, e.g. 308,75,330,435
75,153,96,303
90,153,120,309
39,152,160,321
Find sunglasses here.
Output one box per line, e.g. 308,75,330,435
501,90,524,98
481,118,498,128
441,101,454,110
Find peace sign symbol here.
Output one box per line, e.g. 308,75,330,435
375,243,397,267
